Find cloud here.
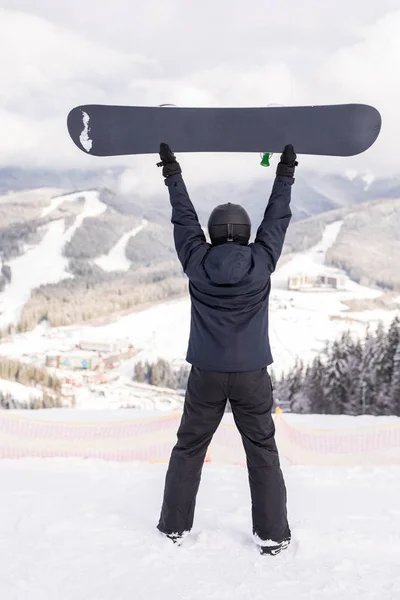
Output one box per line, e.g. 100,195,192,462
0,2,399,183
0,8,158,167
321,11,400,176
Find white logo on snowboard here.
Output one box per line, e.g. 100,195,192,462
80,111,93,152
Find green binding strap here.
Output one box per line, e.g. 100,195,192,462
260,152,272,167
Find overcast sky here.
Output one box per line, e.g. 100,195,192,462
1,0,400,188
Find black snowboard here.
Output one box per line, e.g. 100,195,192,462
67,104,381,158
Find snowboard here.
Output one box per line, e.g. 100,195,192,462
67,103,381,158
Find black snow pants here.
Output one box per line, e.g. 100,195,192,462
157,366,290,543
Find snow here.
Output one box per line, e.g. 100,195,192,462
3,408,175,422
94,219,148,272
1,218,399,407
74,380,184,411
40,191,83,218
64,220,397,375
0,450,399,599
286,413,400,428
0,191,107,329
0,321,185,410
273,221,345,283
0,379,42,401
4,409,398,427
88,298,190,365
0,187,64,209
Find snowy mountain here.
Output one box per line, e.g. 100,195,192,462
0,167,399,409
2,169,400,332
1,216,398,411
285,195,400,291
0,186,186,334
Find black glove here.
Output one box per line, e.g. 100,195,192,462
276,144,298,177
157,142,182,178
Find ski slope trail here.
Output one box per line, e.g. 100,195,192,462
272,220,345,285
95,219,148,272
0,191,107,329
0,457,398,600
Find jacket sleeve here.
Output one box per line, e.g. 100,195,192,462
252,175,293,274
165,174,209,276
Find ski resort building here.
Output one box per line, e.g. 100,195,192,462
288,273,348,291
45,340,135,371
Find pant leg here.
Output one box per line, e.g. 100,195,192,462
229,368,290,543
157,367,227,535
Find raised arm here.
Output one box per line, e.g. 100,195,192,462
158,143,208,274
253,145,297,274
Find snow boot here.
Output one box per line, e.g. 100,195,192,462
159,531,185,546
257,537,291,556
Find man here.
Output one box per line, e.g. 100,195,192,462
156,143,297,555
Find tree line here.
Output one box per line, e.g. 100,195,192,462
134,317,400,416
273,317,400,415
134,359,190,390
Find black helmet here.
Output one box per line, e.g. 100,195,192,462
208,202,251,246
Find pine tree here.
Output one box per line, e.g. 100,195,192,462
335,331,364,416
134,362,146,383
304,356,326,413
321,339,350,414
345,338,363,415
372,318,399,414
287,360,304,412
359,327,380,415
390,341,400,416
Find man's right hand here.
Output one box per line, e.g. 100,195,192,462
157,142,182,178
276,144,298,178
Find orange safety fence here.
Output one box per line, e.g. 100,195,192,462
0,410,399,466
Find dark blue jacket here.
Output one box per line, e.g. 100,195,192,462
166,173,293,372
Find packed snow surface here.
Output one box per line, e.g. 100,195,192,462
0,448,399,600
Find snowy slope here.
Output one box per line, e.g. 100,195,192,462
272,220,346,286
70,220,398,374
6,409,398,426
0,191,107,329
0,379,42,401
40,192,72,217
0,187,64,210
0,219,398,402
94,219,148,272
0,453,398,600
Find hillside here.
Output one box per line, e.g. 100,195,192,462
1,219,397,413
1,168,400,335
327,198,400,290
0,188,187,334
285,197,400,292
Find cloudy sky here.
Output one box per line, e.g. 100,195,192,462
1,0,400,187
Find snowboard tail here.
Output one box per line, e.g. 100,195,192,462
67,104,381,158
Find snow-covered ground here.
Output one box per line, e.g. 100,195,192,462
0,187,63,209
74,380,184,411
272,221,346,285
40,192,72,218
0,454,399,599
94,219,148,272
5,409,398,427
0,191,107,330
0,379,42,401
62,220,397,375
0,219,399,408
